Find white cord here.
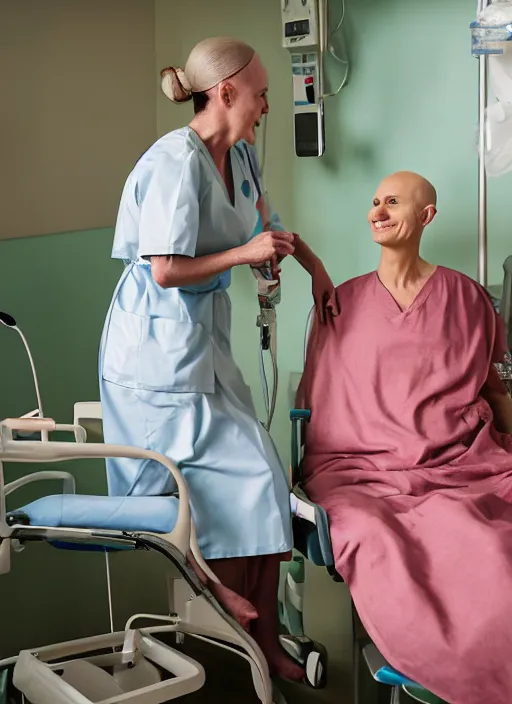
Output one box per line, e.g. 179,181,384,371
125,613,180,631
14,325,48,441
323,63,350,98
259,343,270,421
259,313,279,432
187,632,261,670
267,343,278,431
330,0,345,38
14,326,44,420
104,551,114,635
329,47,348,65
256,114,274,431
323,0,350,98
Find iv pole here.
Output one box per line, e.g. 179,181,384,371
473,2,512,362
477,0,489,288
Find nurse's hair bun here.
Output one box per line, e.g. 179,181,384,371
160,37,255,105
160,67,192,103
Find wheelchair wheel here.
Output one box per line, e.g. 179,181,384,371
278,634,328,689
304,646,327,689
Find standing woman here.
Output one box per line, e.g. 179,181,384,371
99,36,337,680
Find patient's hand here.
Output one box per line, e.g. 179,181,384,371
481,366,512,435
290,234,339,322
312,263,339,323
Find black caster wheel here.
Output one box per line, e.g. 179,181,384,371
278,634,328,689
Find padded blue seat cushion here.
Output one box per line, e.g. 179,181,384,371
10,494,179,534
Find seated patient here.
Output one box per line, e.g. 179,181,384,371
298,171,512,704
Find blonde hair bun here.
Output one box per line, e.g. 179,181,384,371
160,67,192,103
160,36,255,103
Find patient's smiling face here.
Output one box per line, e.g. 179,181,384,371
368,172,437,248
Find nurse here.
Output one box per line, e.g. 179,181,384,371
99,36,337,680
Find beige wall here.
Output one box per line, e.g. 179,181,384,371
0,0,156,240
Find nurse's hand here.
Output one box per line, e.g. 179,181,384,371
240,231,295,267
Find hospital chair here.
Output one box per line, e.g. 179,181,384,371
0,313,326,704
0,413,283,703
278,309,430,704
282,408,436,704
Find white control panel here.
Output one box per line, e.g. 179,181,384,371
281,0,319,50
281,0,325,157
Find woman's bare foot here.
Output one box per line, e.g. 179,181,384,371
264,645,305,682
187,552,258,630
208,579,258,631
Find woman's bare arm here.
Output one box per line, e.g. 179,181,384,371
152,249,244,288
150,231,295,289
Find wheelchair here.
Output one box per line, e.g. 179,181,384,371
276,308,448,704
278,405,447,704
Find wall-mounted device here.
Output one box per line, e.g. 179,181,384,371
281,0,325,157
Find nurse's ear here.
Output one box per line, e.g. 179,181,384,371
219,81,236,109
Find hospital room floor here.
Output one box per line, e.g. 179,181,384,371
167,565,416,703
170,564,353,703
177,636,418,704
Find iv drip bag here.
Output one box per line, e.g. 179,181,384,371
478,1,512,177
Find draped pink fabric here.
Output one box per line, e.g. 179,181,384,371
299,266,512,704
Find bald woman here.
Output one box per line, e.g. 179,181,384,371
98,36,337,680
299,171,512,703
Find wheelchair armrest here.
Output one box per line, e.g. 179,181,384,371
290,409,311,485
291,486,334,568
2,418,87,444
5,471,76,498
290,409,335,566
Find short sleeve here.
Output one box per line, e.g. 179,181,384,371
136,147,200,259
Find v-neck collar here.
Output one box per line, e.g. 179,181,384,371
374,266,440,317
187,127,237,207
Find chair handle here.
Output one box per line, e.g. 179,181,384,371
289,409,311,486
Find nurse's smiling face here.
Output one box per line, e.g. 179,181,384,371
217,54,269,146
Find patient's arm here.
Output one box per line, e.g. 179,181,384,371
293,236,340,323
481,366,512,435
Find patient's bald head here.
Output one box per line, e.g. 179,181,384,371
368,171,438,249
383,171,437,209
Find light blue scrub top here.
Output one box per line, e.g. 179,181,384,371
98,127,292,560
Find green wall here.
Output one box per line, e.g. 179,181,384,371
0,229,118,423
0,231,170,656
1,0,511,663
232,0,512,466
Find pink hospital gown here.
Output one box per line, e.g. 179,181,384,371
299,266,512,704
